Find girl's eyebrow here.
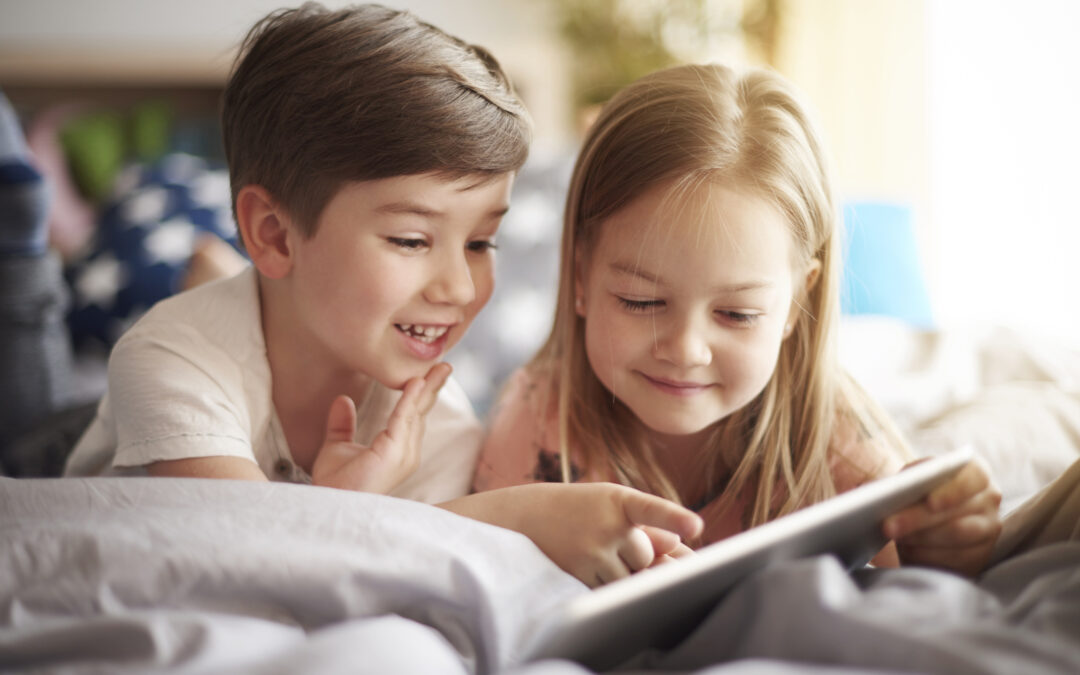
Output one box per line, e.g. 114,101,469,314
609,260,774,293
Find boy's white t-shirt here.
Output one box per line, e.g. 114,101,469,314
64,266,483,504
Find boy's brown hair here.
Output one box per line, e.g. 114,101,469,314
222,2,532,236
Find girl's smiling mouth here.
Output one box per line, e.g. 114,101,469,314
638,372,714,396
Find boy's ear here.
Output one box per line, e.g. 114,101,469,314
235,184,293,279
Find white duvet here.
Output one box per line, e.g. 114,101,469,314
3,474,1080,674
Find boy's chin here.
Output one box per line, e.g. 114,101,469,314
379,364,438,391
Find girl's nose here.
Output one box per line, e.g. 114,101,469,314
652,315,712,368
426,252,476,306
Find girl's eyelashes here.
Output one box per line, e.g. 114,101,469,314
616,295,759,325
467,239,498,253
616,296,662,312
716,310,758,325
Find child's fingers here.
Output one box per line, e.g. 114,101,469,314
416,362,452,416
323,394,357,446
896,541,992,575
884,485,1000,540
667,542,695,559
894,513,1001,548
924,460,991,511
616,527,656,573
639,524,687,557
622,490,704,542
382,378,426,445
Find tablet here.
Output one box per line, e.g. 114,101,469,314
522,446,975,670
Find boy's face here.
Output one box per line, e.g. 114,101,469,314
287,172,513,389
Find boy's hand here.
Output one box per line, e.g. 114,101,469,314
442,482,704,587
311,363,452,494
884,458,1003,577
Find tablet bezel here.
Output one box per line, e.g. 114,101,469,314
523,446,975,670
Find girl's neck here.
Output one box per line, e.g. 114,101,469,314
647,424,731,509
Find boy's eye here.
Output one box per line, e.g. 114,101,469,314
467,240,498,253
388,237,427,250
617,296,662,312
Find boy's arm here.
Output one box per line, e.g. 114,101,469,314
147,456,268,480
439,482,703,588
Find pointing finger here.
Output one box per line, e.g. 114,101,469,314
622,490,703,542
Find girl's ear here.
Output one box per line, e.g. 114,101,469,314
803,258,822,295
784,259,823,337
235,184,293,280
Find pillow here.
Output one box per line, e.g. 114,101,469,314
841,201,934,328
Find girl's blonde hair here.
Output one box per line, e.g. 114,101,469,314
533,63,907,527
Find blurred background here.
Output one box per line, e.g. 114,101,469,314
2,0,1078,414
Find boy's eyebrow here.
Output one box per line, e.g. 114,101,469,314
609,261,774,292
374,201,510,218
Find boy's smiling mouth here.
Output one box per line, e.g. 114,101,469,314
395,323,450,344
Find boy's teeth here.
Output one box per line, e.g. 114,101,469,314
397,324,448,343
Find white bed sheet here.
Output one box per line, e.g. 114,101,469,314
3,475,1080,674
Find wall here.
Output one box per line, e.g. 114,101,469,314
0,0,573,150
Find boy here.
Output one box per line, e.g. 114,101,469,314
64,2,702,585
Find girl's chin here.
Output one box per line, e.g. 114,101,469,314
636,411,725,439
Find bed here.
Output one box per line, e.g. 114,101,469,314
2,463,1079,674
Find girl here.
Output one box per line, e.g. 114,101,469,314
476,63,1001,578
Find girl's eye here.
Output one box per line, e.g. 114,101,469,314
717,310,758,325
467,240,498,253
388,237,427,250
617,297,663,312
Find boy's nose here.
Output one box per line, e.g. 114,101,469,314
652,315,712,368
426,253,476,306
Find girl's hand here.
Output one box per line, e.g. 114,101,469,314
443,482,704,587
311,363,452,494
883,458,1003,577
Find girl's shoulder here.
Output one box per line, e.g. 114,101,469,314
477,363,600,490
827,389,909,493
490,363,560,423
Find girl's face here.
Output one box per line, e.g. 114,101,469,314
577,180,808,440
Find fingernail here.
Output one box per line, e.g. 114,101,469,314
883,518,898,539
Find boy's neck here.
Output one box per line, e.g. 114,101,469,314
257,275,374,472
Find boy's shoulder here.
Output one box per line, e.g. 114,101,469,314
114,265,261,357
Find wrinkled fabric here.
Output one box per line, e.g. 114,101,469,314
2,477,1078,674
